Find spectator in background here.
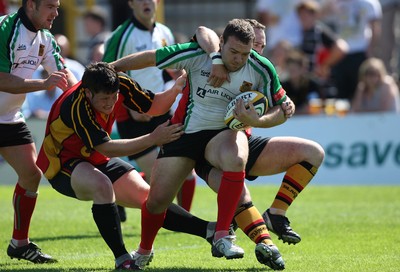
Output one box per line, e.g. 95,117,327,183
351,57,400,113
103,0,197,213
281,50,324,114
255,0,302,54
90,42,105,63
82,6,110,65
328,0,382,101
269,40,294,81
377,0,400,79
54,34,85,80
296,0,348,92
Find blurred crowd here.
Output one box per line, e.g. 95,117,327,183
255,0,400,115
2,0,399,117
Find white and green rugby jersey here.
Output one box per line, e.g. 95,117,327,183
161,42,287,133
103,16,175,93
0,9,65,124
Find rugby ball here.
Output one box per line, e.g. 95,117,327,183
224,91,268,131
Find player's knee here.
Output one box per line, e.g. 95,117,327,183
220,155,247,172
307,141,325,167
21,166,42,184
93,178,114,201
146,195,170,214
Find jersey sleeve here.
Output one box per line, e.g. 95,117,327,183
118,73,155,113
155,42,205,70
251,53,286,106
0,13,16,73
41,31,66,73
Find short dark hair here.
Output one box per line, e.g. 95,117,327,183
244,19,265,31
22,0,42,9
81,62,119,95
222,19,255,45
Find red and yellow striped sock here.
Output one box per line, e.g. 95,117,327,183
234,202,274,245
271,161,318,213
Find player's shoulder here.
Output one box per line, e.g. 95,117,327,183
0,12,19,34
155,21,172,31
40,29,56,40
249,52,277,72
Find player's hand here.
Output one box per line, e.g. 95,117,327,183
171,70,187,93
281,97,295,119
150,120,184,146
233,99,260,127
207,64,230,87
44,70,68,91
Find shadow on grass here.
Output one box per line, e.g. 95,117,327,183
28,230,192,243
0,267,266,272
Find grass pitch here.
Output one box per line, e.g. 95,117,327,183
0,184,399,271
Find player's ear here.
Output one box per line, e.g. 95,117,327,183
84,88,93,99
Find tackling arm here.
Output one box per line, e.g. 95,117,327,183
0,70,68,94
146,72,187,116
110,50,157,72
195,26,230,87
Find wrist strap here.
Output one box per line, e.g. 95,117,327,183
209,52,224,65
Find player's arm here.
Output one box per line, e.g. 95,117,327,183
0,70,69,94
234,99,286,128
110,50,157,72
147,72,187,116
195,26,230,87
95,121,184,157
118,72,185,116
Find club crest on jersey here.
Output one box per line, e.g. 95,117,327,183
161,38,167,47
39,44,45,56
239,81,253,93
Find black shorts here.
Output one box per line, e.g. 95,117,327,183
48,157,134,199
158,128,229,162
245,134,270,181
195,134,270,181
116,112,172,160
0,122,33,147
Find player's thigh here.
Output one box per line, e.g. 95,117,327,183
71,161,114,202
205,129,249,170
0,143,41,188
147,156,195,212
249,136,324,176
134,147,159,179
113,169,150,209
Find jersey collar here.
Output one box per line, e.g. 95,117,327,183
131,15,156,31
18,7,37,32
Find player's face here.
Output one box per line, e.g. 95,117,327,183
86,90,119,116
28,0,60,30
129,0,158,24
364,69,381,87
220,36,252,72
253,28,266,55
